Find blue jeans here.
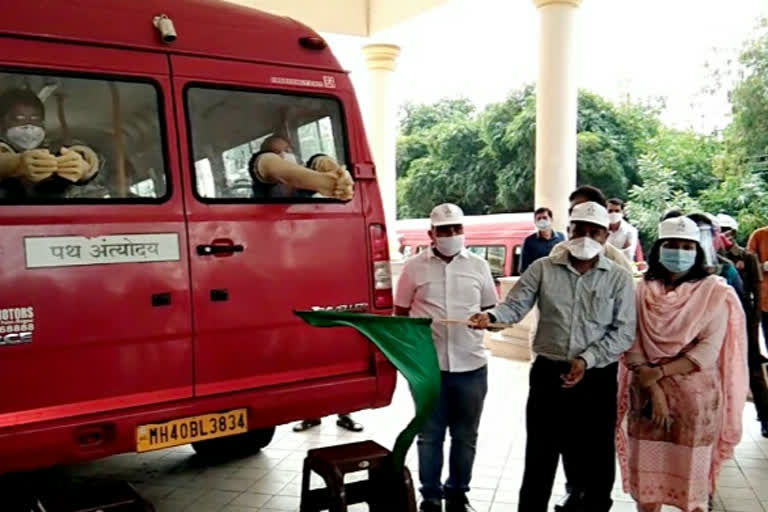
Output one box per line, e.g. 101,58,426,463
418,365,488,502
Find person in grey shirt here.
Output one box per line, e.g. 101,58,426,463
470,201,636,512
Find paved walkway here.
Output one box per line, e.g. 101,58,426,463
20,356,768,511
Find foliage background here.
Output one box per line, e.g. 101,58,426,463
396,18,768,248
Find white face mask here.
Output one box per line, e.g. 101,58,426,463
566,236,604,261
535,219,551,231
608,213,623,225
6,125,45,150
280,151,298,164
434,234,464,257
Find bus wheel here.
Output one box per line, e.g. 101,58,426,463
192,426,275,459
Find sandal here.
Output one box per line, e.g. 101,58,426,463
336,415,363,432
293,419,321,432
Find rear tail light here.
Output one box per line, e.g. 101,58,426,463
369,224,393,308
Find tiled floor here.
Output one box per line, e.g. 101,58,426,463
10,356,768,511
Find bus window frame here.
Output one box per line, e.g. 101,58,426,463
0,65,171,206
183,82,352,206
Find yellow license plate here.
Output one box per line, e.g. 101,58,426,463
136,408,248,453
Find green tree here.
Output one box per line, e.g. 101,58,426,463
397,119,493,218
576,132,628,200
626,155,701,252
642,128,721,197
727,18,768,160
491,89,655,211
698,171,768,245
398,98,475,136
396,97,475,179
396,87,664,217
396,135,428,179
699,17,768,241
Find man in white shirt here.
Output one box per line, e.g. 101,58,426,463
607,198,639,262
395,203,498,512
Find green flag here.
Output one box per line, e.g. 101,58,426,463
295,310,441,470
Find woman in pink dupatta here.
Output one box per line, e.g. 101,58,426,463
616,217,748,512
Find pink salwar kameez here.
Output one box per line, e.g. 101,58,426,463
616,276,748,511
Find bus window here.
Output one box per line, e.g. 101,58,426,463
186,87,347,201
468,245,506,278
0,71,167,203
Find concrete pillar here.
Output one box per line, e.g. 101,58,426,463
362,43,401,256
533,0,582,232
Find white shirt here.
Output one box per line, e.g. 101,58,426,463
395,247,498,372
607,219,638,262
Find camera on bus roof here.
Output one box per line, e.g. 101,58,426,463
153,14,177,44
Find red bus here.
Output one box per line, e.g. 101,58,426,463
0,0,395,473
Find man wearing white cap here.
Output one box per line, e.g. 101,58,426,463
469,201,636,512
395,203,497,512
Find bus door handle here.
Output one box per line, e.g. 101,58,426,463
196,239,244,257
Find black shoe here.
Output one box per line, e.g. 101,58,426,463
761,421,768,438
554,491,586,512
445,496,476,512
336,414,364,432
292,419,321,432
419,499,442,512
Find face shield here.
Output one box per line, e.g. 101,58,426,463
698,225,718,268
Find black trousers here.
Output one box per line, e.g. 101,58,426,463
518,357,618,512
748,312,768,421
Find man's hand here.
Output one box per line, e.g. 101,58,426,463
468,312,490,330
736,260,745,271
649,384,672,432
55,147,90,182
561,358,586,388
18,149,57,183
310,155,340,174
330,168,354,200
637,365,663,389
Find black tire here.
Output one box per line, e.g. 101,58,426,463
192,427,275,460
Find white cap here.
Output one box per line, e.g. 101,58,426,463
658,216,700,243
569,201,610,229
430,203,464,227
717,213,739,231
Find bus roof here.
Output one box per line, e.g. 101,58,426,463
0,0,343,72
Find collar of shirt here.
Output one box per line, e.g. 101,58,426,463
550,247,612,273
609,219,627,233
536,230,554,240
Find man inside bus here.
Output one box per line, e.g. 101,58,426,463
520,207,566,274
248,135,354,200
0,88,102,199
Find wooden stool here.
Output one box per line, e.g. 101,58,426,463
300,440,416,512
